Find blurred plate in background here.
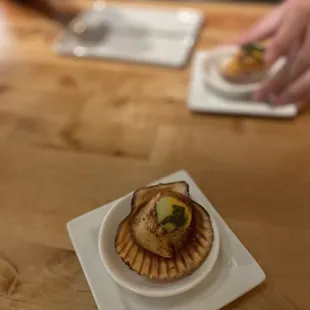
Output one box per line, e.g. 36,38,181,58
54,4,204,68
188,51,297,118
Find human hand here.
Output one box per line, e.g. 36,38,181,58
235,0,310,108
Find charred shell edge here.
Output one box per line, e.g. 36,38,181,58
130,181,190,211
190,198,214,245
221,70,267,84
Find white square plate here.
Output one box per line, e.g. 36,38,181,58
67,170,266,310
187,51,298,118
54,5,204,68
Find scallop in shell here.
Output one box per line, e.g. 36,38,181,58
115,185,214,281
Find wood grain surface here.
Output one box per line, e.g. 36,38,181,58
0,1,309,309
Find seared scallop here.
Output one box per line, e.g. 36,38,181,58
115,182,214,280
221,42,267,84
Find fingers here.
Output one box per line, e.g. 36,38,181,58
264,4,308,65
235,0,310,110
254,39,301,101
234,5,284,45
254,23,310,103
287,25,310,83
274,69,310,108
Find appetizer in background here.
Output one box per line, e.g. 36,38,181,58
221,42,267,84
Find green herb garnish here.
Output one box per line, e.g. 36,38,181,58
242,42,265,53
160,205,187,229
241,42,265,61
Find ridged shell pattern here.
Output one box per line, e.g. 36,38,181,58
115,200,214,281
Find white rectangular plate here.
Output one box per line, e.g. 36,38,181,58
54,5,204,68
187,51,298,118
67,170,266,310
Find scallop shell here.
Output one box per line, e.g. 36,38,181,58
115,199,214,281
221,70,267,84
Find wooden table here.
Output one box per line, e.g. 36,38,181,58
0,1,309,309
